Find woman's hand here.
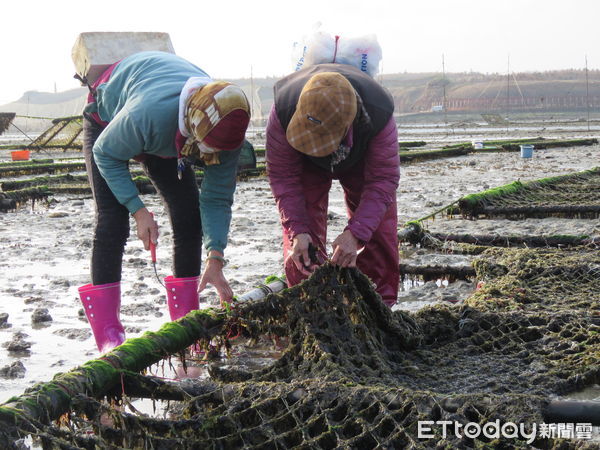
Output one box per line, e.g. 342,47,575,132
132,207,159,250
198,250,233,306
288,233,319,276
331,230,359,268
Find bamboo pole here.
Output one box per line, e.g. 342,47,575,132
0,308,228,431
399,263,476,281
0,276,293,436
113,373,219,401
0,162,86,178
425,232,592,248
544,400,600,426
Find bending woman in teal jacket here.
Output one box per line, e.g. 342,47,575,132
78,51,250,353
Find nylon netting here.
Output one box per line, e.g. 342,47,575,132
8,247,599,449
458,167,600,219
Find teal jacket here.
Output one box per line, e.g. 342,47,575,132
90,51,240,254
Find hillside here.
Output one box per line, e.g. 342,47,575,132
0,88,88,132
379,70,600,115
2,70,600,133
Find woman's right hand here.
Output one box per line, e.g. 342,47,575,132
133,207,159,250
289,233,319,276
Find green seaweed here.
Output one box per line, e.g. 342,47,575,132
460,180,523,209
264,274,285,284
398,140,427,148
400,147,472,164
458,167,600,218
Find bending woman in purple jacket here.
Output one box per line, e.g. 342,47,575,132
266,64,400,307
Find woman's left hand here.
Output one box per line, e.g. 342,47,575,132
198,251,233,306
331,230,359,268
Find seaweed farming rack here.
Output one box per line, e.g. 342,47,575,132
0,113,16,135
0,132,597,211
0,116,83,152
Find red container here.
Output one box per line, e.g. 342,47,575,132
11,150,30,161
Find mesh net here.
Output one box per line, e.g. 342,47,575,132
458,167,600,219
469,246,600,314
5,248,599,449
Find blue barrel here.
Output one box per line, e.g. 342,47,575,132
520,144,534,158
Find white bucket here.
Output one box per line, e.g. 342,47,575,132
472,140,484,149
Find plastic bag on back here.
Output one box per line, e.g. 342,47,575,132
291,30,336,72
335,34,382,77
291,27,382,77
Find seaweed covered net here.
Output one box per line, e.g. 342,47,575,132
0,112,16,135
469,246,600,314
2,248,599,449
458,167,600,219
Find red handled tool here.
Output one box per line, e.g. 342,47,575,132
150,239,157,265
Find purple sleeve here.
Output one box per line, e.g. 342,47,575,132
346,117,399,243
266,106,311,237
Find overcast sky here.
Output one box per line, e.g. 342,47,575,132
1,0,599,105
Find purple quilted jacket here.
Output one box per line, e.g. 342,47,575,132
266,105,400,244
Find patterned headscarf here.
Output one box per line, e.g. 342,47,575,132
181,81,250,164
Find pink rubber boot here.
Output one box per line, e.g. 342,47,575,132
78,282,126,353
165,276,200,321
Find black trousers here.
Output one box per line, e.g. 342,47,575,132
83,117,202,285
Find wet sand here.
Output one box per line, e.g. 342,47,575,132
0,132,599,404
